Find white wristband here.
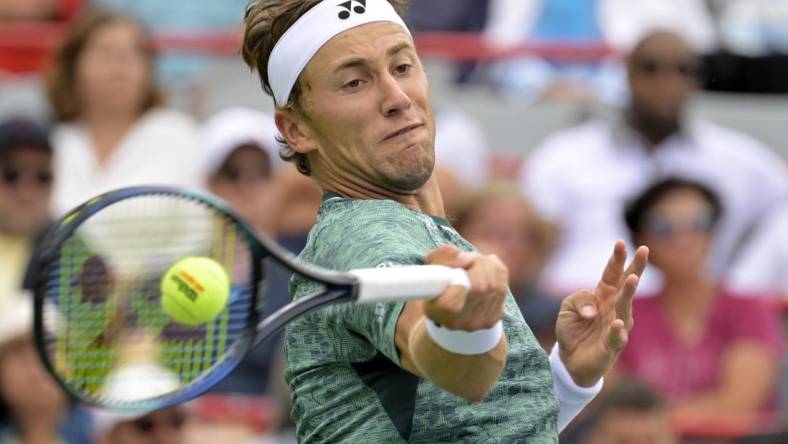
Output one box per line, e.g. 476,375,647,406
423,318,503,355
550,343,603,431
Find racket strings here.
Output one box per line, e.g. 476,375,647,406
40,194,258,407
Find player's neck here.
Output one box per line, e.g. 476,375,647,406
320,173,446,217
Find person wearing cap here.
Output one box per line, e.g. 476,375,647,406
92,360,189,444
93,407,188,444
201,107,283,237
200,108,297,431
241,1,648,442
0,118,53,309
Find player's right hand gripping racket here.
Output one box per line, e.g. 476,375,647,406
29,186,469,412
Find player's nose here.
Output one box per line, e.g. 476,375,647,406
379,73,411,117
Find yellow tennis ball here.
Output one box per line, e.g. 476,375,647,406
160,257,230,326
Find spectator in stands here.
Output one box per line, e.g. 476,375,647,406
93,398,188,444
46,10,201,216
617,177,782,420
521,30,788,297
584,378,677,444
201,107,282,237
0,297,92,444
0,118,92,442
199,108,298,439
454,182,559,350
0,119,52,307
728,202,788,299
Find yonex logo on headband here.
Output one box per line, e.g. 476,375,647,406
338,0,366,20
267,0,411,106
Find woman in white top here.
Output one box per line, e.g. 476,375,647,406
46,10,201,216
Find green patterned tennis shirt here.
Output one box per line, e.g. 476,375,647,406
284,193,559,443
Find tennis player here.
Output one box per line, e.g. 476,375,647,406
242,1,648,441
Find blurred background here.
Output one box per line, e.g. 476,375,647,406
1,0,788,443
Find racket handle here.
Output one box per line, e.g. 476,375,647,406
350,265,470,303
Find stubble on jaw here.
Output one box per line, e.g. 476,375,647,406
376,143,435,193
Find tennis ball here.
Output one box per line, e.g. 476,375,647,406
160,257,230,326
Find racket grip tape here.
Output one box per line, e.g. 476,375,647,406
350,265,470,303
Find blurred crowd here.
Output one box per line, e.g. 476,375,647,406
1,1,788,443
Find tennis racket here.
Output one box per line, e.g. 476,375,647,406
29,186,469,412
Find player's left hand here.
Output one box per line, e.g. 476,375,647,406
555,241,649,387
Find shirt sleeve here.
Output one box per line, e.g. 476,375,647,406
339,260,420,367
725,296,783,355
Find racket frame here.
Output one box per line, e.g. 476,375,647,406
30,186,358,411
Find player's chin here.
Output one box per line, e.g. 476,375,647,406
381,153,434,191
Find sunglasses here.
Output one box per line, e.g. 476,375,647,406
131,411,186,433
1,167,53,187
633,58,698,79
643,210,715,239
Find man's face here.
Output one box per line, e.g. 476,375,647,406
207,145,277,235
0,147,53,236
288,21,436,193
627,33,698,125
589,409,677,444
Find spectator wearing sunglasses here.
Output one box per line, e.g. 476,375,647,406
520,29,788,299
616,177,782,423
201,107,283,237
0,118,53,309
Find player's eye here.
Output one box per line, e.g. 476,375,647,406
342,79,363,90
394,64,412,75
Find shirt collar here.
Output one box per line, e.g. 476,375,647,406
611,112,699,151
321,191,452,227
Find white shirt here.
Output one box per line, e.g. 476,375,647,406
728,202,788,297
51,109,202,216
521,118,788,296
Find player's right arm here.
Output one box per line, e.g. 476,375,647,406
395,245,509,402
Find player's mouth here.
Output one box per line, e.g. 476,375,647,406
382,123,423,142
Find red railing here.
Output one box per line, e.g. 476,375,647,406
0,20,618,75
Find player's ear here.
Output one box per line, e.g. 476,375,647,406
275,109,318,154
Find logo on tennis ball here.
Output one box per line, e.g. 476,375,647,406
160,257,230,326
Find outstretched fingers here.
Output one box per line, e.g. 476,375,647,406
615,274,640,330
624,246,649,279
595,241,628,299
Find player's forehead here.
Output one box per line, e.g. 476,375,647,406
307,22,415,74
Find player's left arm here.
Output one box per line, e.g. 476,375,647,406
550,241,648,430
555,241,649,386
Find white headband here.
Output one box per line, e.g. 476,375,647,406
267,0,411,106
